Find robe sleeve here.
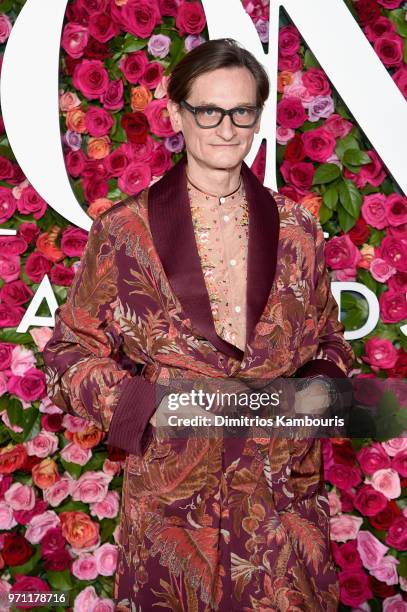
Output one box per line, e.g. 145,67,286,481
294,214,355,380
42,213,166,456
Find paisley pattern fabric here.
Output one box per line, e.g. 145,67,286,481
43,157,355,611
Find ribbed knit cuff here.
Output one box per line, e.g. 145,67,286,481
107,376,167,456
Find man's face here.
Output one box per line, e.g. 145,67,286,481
167,66,262,171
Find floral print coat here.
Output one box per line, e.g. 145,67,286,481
43,155,355,611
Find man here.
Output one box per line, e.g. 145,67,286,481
43,38,355,611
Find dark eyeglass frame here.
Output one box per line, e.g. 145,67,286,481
180,99,261,128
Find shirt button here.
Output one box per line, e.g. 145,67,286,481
229,259,236,266
219,196,226,204
234,305,241,313
223,215,229,222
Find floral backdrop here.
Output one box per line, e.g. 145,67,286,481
0,0,406,610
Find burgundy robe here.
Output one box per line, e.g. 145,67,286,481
43,155,355,611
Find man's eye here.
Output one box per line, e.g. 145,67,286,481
236,108,249,115
203,108,217,116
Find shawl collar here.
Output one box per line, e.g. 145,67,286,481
147,155,279,361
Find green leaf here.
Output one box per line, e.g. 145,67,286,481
343,149,371,167
0,329,35,344
164,36,185,75
100,518,117,542
312,163,341,185
7,397,23,427
122,37,148,52
55,499,89,513
338,179,362,217
323,186,339,210
0,0,13,13
337,203,357,233
357,268,378,294
46,569,74,591
335,134,360,160
389,9,407,38
318,203,333,224
60,458,82,479
304,49,320,69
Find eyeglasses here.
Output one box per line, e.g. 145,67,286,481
180,99,261,128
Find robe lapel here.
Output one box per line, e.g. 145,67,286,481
147,154,280,361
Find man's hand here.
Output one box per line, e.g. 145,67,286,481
294,380,331,415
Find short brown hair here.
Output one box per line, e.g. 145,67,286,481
167,38,270,108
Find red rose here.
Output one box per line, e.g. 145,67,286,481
353,484,388,516
43,548,72,571
0,444,27,474
278,25,300,57
101,78,124,111
355,0,381,26
370,577,396,599
393,66,407,99
119,51,148,84
118,162,152,196
377,0,403,8
339,569,372,607
121,0,162,39
2,534,34,566
391,449,407,477
14,499,48,525
332,540,363,570
0,280,33,306
0,343,14,370
277,97,307,129
49,263,76,287
176,1,206,35
279,185,301,203
332,441,357,466
17,222,40,244
357,442,391,475
65,149,87,177
107,445,127,462
41,413,64,433
88,11,119,43
378,236,407,272
339,489,355,512
11,577,50,610
17,186,47,220
369,500,402,531
278,54,303,72
121,112,150,144
386,516,407,550
280,161,314,193
348,217,370,246
285,134,305,162
140,61,164,90
76,0,110,16
8,367,47,402
385,348,407,378
364,16,396,42
302,68,331,96
302,127,336,162
379,290,407,324
84,37,112,60
150,144,172,177
83,176,109,202
159,0,178,17
61,227,89,258
25,252,53,283
72,59,109,100
0,155,13,180
326,464,362,490
104,146,131,178
374,33,404,68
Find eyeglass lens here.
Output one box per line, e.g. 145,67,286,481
196,107,258,127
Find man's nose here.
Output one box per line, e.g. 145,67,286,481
215,114,236,139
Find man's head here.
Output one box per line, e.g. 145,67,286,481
167,38,269,172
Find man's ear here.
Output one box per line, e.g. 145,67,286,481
254,109,263,135
167,99,183,133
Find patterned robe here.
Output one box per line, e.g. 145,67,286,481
43,155,355,611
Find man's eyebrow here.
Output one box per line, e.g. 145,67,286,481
197,100,257,106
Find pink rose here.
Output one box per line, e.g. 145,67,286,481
302,68,331,96
59,91,81,112
25,252,52,283
118,161,151,195
0,280,33,306
90,599,115,612
17,186,47,219
0,304,24,329
0,187,17,224
377,0,403,7
62,414,89,432
101,79,124,111
326,463,362,490
61,23,89,59
11,345,36,376
365,16,397,43
280,161,314,193
276,126,295,145
144,98,176,137
386,194,407,227
149,143,172,177
88,11,119,43
363,338,398,370
71,471,112,504
339,569,372,607
119,51,148,84
176,1,206,35
7,367,46,402
72,553,98,580
26,431,59,458
60,442,92,466
369,468,401,500
0,343,14,370
0,14,12,44
346,150,386,188
325,234,362,270
121,0,162,38
380,290,407,323
43,475,74,507
330,514,363,542
308,95,335,122
74,586,98,612
383,438,407,457
379,236,407,272
383,594,407,612
94,542,118,576
356,530,389,570
357,443,391,476
4,482,35,511
302,127,336,162
394,66,407,99
277,97,307,129
49,263,76,287
370,258,396,283
85,107,114,137
279,25,300,57
11,577,50,609
374,33,404,68
361,193,387,229
73,60,109,100
370,555,399,586
61,227,88,257
0,254,20,282
90,490,120,520
25,510,60,544
0,501,17,529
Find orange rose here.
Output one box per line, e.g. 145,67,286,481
131,85,153,112
359,244,375,269
277,70,294,92
88,198,114,219
36,227,64,262
59,511,100,549
32,458,59,489
87,136,110,159
0,444,27,474
73,424,105,449
300,193,322,218
66,108,87,133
